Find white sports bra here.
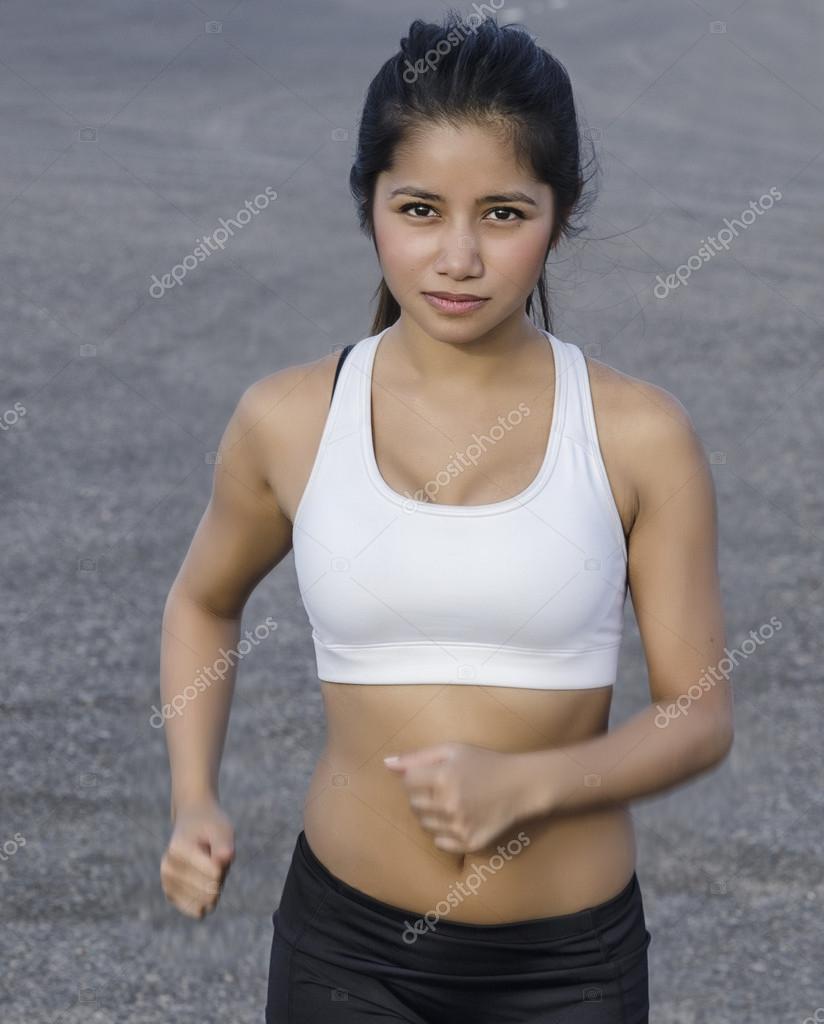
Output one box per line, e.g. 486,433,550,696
291,325,628,690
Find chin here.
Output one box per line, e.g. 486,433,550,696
422,319,492,342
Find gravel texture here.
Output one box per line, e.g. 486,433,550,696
2,1,822,1021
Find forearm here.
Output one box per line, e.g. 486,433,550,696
159,587,241,821
518,699,733,821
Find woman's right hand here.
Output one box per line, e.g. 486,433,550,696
160,797,236,919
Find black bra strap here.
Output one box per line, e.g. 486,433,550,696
330,344,354,405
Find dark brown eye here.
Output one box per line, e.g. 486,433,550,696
399,202,436,217
487,207,525,221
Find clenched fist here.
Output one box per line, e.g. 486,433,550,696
160,798,235,919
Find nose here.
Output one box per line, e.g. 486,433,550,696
432,224,484,279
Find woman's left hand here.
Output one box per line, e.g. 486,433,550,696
383,742,536,854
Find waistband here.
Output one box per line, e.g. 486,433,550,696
274,829,645,976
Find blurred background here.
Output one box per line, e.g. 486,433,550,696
2,1,822,1021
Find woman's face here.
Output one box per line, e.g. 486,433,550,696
373,120,555,341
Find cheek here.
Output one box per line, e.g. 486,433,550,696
374,219,431,274
505,226,550,266
484,230,550,285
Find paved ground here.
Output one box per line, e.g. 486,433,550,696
2,1,823,1021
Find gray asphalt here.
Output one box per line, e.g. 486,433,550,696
2,1,823,1021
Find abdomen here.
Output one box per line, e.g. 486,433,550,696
301,681,637,921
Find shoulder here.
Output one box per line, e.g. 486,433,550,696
585,352,696,444
222,347,348,514
582,350,708,517
232,347,344,453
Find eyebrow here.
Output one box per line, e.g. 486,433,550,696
387,186,538,207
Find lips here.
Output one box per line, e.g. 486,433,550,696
421,292,490,315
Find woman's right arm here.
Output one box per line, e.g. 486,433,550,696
159,372,297,916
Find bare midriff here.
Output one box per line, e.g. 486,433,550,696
302,679,637,924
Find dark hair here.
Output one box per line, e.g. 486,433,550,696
349,10,597,336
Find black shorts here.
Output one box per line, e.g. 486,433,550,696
265,830,651,1023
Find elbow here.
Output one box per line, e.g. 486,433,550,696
704,720,734,768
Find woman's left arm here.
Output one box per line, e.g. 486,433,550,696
519,384,735,822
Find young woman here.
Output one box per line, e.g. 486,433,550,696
159,13,734,1023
